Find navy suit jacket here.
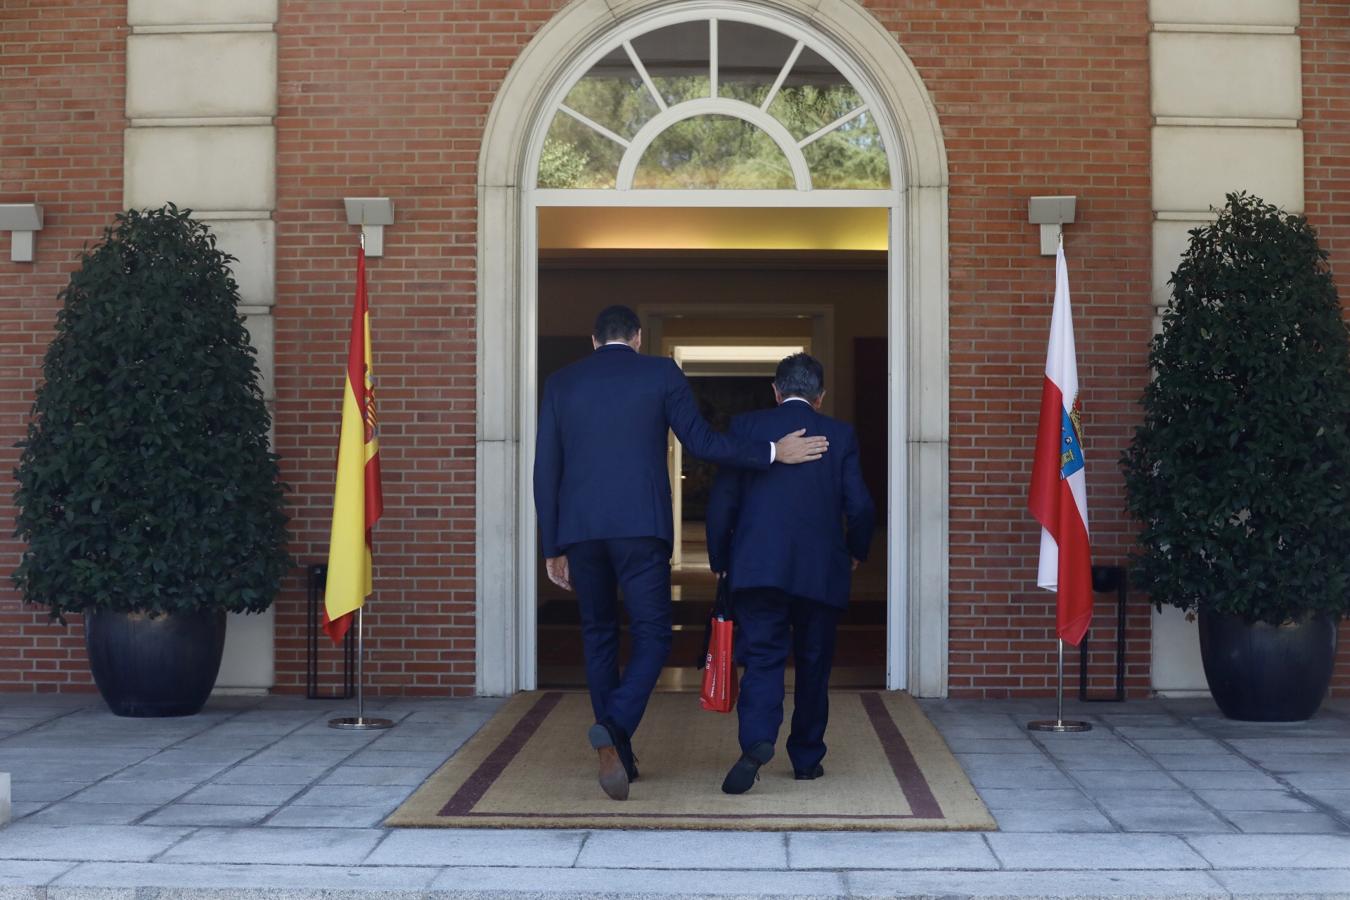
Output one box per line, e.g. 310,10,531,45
706,400,875,609
534,344,772,558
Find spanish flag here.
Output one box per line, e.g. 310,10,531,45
324,247,384,644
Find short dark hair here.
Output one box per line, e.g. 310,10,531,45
774,352,825,401
593,305,641,343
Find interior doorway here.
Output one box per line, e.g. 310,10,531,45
534,208,889,690
666,339,809,567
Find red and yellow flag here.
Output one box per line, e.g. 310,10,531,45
324,247,384,644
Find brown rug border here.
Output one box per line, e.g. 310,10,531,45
385,690,995,831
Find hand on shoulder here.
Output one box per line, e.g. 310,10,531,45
775,428,829,464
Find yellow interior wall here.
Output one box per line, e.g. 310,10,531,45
539,206,888,251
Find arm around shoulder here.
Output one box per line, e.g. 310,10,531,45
663,359,770,470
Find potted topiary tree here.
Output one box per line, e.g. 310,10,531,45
1122,192,1350,721
13,205,291,717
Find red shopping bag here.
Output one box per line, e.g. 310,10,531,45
699,576,738,713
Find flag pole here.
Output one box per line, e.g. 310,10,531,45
1028,639,1091,733
329,608,393,730
329,225,392,732
1027,239,1092,735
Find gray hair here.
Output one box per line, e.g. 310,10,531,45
774,352,824,401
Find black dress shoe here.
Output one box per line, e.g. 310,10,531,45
722,741,775,795
587,722,629,801
596,719,639,782
794,764,825,780
617,741,640,782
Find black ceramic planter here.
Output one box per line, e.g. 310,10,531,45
84,609,227,717
1198,610,1337,722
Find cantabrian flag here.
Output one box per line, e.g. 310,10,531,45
1028,244,1093,646
324,247,384,644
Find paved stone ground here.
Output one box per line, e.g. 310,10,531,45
0,692,1347,898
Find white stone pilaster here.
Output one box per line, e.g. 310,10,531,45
125,2,279,692
1147,3,1303,694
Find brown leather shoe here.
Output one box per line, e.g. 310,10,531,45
588,723,629,801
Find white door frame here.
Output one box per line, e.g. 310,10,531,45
475,0,950,697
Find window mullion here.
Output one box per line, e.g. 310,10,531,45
709,18,718,98
798,105,867,149
761,40,804,112
559,104,632,148
624,41,667,113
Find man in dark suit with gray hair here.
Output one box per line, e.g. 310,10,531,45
706,352,875,794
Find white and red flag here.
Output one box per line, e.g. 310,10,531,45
1028,244,1093,646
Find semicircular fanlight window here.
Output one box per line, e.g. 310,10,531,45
536,17,890,191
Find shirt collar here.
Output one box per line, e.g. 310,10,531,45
781,397,812,406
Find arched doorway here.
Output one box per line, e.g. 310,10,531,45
476,0,950,697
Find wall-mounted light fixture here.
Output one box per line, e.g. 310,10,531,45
1028,195,1076,256
343,197,394,257
0,203,44,262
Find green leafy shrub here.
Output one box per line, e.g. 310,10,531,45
538,137,590,190
1122,192,1350,625
13,205,291,622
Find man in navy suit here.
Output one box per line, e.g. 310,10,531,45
706,352,875,794
533,306,830,801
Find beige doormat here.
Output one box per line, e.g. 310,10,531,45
385,691,994,831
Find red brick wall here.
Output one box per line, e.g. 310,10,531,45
270,1,561,695
1302,1,1350,695
0,1,1160,697
876,3,1156,696
35,1,1350,700
0,2,125,691
265,0,1156,699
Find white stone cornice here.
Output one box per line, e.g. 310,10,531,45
130,117,275,128
1154,210,1220,222
131,24,275,34
1152,24,1296,35
1154,117,1299,129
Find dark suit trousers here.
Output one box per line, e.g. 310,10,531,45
565,537,672,741
734,587,840,774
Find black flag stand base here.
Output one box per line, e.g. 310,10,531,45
329,607,395,731
1028,638,1092,733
